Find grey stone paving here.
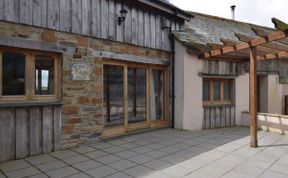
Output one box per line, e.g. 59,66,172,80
1,127,288,178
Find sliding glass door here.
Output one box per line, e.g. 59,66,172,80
103,63,167,132
128,67,147,124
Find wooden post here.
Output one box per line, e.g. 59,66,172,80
249,47,258,148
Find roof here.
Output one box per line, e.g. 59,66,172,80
138,0,192,21
173,11,276,52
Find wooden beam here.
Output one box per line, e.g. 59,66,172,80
249,47,258,148
253,27,288,45
236,33,288,52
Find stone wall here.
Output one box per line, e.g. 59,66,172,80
0,21,171,148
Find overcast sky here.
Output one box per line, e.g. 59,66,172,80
170,0,288,28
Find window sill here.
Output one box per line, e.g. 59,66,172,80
0,101,63,108
203,103,234,107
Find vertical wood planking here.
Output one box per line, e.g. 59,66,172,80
215,108,221,128
131,7,138,44
205,107,210,129
0,0,3,20
231,106,235,126
221,107,226,127
226,106,231,127
123,4,131,43
71,0,82,34
0,109,15,163
108,0,115,40
138,10,144,46
115,2,123,42
42,106,53,153
144,11,150,47
155,14,162,49
41,0,47,28
91,0,101,37
15,108,29,159
47,0,60,30
150,14,156,48
210,107,215,128
60,0,72,32
32,0,42,27
4,0,16,21
82,0,91,35
30,107,42,156
19,0,33,25
53,106,62,151
100,0,108,39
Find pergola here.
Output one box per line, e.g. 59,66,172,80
201,18,288,148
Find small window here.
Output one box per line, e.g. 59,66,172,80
2,52,25,95
203,78,233,105
203,80,210,101
35,56,54,95
0,48,61,103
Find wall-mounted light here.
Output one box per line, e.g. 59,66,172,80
118,8,128,25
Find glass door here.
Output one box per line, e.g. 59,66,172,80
127,67,147,124
103,65,124,127
151,68,165,121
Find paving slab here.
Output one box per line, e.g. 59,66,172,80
86,166,117,178
124,165,154,178
72,160,103,171
46,166,79,178
36,160,67,172
95,155,122,164
61,155,90,165
0,159,31,173
108,159,137,170
104,172,134,178
5,166,40,178
25,154,57,165
143,159,173,171
128,155,154,164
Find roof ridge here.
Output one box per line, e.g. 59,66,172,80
187,11,276,31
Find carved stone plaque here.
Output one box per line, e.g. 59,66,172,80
71,63,91,81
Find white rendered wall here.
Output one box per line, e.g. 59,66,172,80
268,75,283,114
174,41,203,130
235,73,249,126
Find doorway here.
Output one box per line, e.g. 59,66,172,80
102,61,168,138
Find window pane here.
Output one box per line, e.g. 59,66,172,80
2,52,25,95
213,80,220,101
104,65,124,127
223,80,231,100
151,69,164,121
35,56,54,95
128,67,146,124
203,80,210,101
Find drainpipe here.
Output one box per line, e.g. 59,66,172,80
170,12,177,129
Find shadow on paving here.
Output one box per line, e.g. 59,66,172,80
0,127,251,178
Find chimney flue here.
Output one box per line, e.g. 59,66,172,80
231,5,236,20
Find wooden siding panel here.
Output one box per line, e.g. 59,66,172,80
138,10,144,46
123,4,131,43
221,107,226,127
15,108,29,159
82,0,91,35
150,14,156,48
0,109,15,163
0,0,3,20
91,0,101,37
47,0,60,30
100,0,108,39
32,0,42,27
144,11,150,47
19,0,33,25
71,0,82,34
53,106,62,151
60,0,72,32
155,14,162,49
4,0,19,22
203,106,235,129
42,106,53,153
41,0,47,28
108,0,116,40
115,2,123,42
29,107,42,156
131,7,138,45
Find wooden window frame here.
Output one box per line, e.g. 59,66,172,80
203,78,233,106
0,47,61,103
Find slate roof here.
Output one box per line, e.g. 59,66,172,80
173,11,276,52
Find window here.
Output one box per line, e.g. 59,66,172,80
0,48,61,103
203,78,233,105
151,69,165,121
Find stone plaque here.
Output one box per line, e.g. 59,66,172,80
71,63,91,81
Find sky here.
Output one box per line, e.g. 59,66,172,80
169,0,288,28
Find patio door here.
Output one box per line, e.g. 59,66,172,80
103,62,168,138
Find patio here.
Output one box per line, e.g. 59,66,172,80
0,127,288,178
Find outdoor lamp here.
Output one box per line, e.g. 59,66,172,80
118,8,128,25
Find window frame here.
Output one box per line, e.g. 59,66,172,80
203,78,233,106
0,47,61,103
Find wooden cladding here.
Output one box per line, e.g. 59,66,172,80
0,106,62,163
0,0,183,51
203,105,235,129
